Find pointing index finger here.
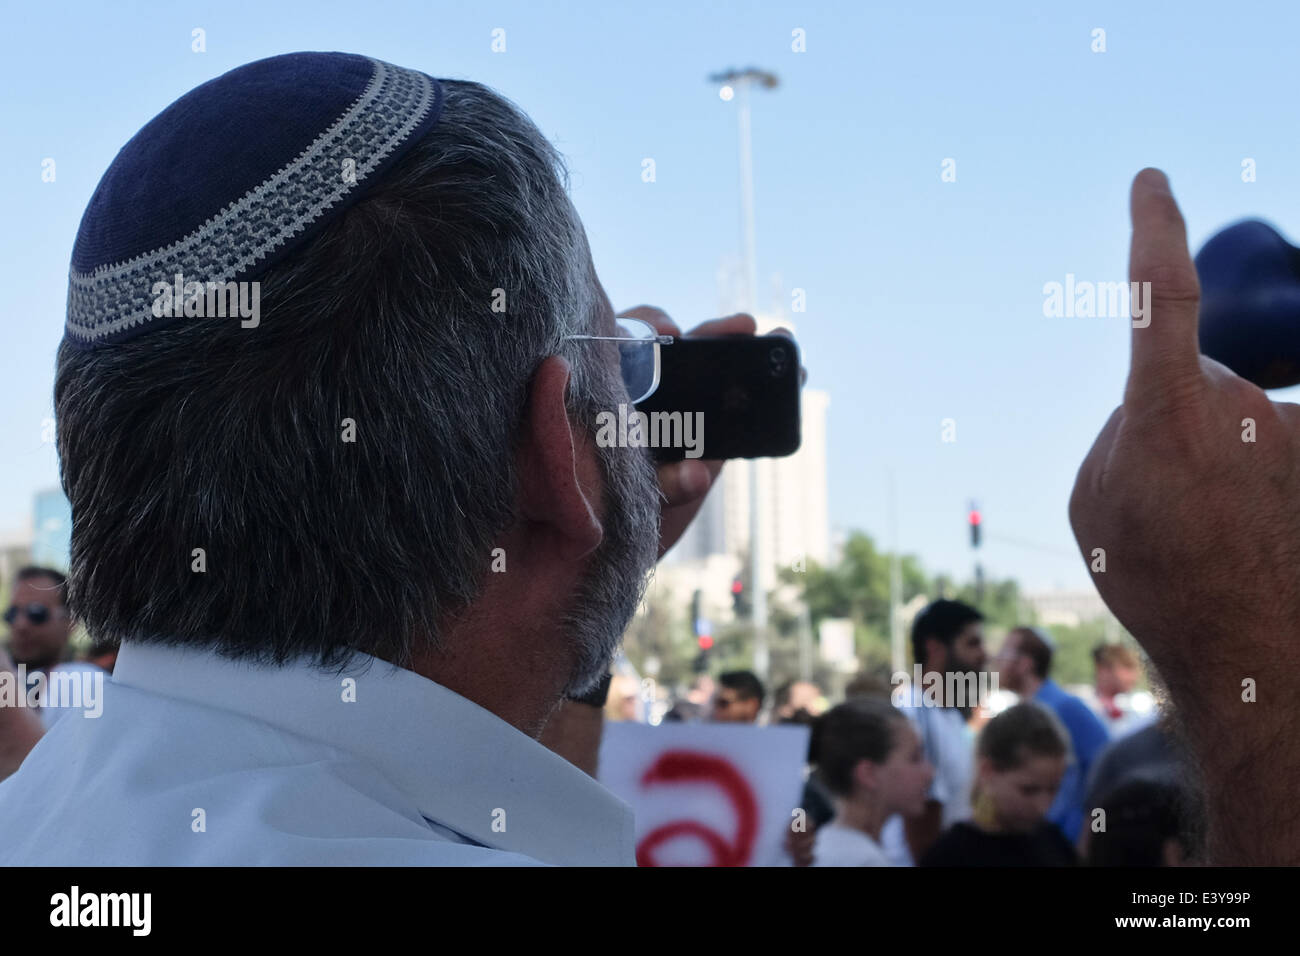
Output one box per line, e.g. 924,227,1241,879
1125,168,1204,408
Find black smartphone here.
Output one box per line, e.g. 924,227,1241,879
632,334,801,462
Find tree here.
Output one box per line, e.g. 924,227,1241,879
952,575,1025,630
637,527,1110,697
786,531,928,636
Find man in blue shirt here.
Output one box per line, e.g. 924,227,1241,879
994,626,1110,844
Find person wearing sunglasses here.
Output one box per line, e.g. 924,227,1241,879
1,566,104,729
709,670,767,724
0,54,767,867
3,566,75,675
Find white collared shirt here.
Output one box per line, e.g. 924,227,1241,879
35,661,107,730
0,641,635,866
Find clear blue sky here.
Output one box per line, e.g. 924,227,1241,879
3,0,1298,591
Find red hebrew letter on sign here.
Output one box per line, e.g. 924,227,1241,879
635,750,759,867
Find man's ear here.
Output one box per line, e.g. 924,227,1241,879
516,356,604,562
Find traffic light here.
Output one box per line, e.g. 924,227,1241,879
968,507,981,548
692,589,712,671
731,577,744,613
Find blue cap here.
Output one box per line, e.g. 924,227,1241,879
65,52,445,348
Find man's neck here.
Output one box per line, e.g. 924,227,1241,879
405,610,573,740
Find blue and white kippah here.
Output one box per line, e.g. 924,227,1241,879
65,52,445,348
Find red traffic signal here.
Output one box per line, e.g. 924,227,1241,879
698,634,714,650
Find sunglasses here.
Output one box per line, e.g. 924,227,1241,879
565,316,674,403
3,603,56,626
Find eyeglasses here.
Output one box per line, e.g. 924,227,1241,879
565,316,674,403
3,603,53,626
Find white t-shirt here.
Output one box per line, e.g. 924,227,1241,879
812,823,892,867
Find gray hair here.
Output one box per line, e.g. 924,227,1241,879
54,78,659,678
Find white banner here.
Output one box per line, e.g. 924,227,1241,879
598,722,810,867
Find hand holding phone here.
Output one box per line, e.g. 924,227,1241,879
612,308,804,557
634,332,802,462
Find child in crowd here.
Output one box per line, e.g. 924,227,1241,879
809,698,933,866
920,702,1079,866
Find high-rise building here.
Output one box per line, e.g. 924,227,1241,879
719,387,830,590
32,488,72,571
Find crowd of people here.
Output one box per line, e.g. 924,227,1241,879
603,599,1193,866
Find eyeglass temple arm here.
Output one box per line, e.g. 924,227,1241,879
565,334,674,345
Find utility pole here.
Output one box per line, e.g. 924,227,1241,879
889,468,904,676
710,67,779,682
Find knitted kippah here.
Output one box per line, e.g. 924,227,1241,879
65,51,445,348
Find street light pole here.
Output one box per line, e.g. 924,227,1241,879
710,67,779,682
889,468,904,676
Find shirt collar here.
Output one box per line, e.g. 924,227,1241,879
111,640,634,866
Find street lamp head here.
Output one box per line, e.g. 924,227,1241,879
707,68,781,91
